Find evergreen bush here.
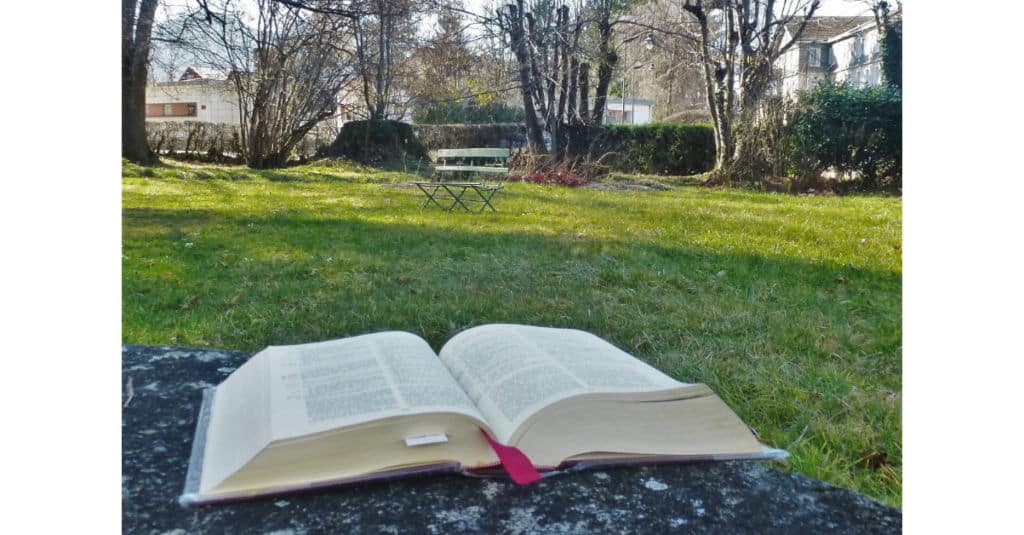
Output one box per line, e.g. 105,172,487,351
319,120,429,164
785,83,902,190
589,123,716,175
412,123,528,152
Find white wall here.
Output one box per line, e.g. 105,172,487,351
779,43,832,99
830,26,884,88
779,46,804,99
145,80,240,124
605,100,653,125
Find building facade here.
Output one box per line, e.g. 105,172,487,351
146,67,351,129
778,15,895,99
605,98,656,125
145,67,240,124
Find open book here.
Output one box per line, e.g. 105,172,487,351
180,324,782,505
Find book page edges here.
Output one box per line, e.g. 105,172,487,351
501,445,787,477
180,388,785,505
179,387,470,506
558,445,789,470
179,387,215,506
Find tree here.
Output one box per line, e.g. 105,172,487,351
410,4,474,105
494,0,627,157
123,0,160,164
163,0,356,168
681,0,820,181
880,20,900,88
861,0,902,88
351,0,422,121
614,0,709,121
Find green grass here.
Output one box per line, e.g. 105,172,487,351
123,159,902,506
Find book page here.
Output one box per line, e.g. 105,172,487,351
268,332,487,439
438,324,685,443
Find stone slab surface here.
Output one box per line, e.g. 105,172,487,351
122,345,901,534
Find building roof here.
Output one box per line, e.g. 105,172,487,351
179,66,228,81
606,98,656,107
785,16,874,42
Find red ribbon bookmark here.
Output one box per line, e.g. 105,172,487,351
480,430,543,485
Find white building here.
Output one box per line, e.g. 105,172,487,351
146,67,350,128
777,15,896,99
605,98,655,125
146,67,241,123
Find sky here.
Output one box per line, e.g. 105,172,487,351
454,0,884,19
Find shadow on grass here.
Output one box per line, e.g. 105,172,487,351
123,206,900,355
125,160,427,184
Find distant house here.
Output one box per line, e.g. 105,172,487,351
146,67,351,128
605,98,656,125
777,15,897,99
145,67,241,124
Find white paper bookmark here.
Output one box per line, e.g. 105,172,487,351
404,434,449,447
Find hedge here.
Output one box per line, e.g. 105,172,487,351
785,83,901,189
410,122,714,175
146,121,240,160
589,123,716,175
145,121,336,162
412,123,528,152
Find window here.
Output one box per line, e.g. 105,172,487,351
807,47,820,68
853,35,865,61
607,109,632,124
146,102,199,118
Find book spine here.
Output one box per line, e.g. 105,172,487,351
179,387,217,507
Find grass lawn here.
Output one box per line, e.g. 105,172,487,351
122,159,902,506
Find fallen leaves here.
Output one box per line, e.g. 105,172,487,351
857,449,890,471
181,295,199,309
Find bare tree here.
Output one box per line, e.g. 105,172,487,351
855,0,900,32
682,0,819,180
407,5,474,107
350,0,422,121
493,0,627,157
163,0,356,168
123,0,160,164
614,0,709,120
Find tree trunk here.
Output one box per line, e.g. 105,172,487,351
578,62,590,124
122,0,159,164
507,2,546,152
685,0,819,182
565,62,591,157
590,16,614,126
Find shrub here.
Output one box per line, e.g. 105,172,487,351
146,121,241,162
785,83,902,190
412,123,528,152
881,22,902,88
506,153,606,187
508,165,592,187
588,123,716,175
319,120,429,164
145,121,338,165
